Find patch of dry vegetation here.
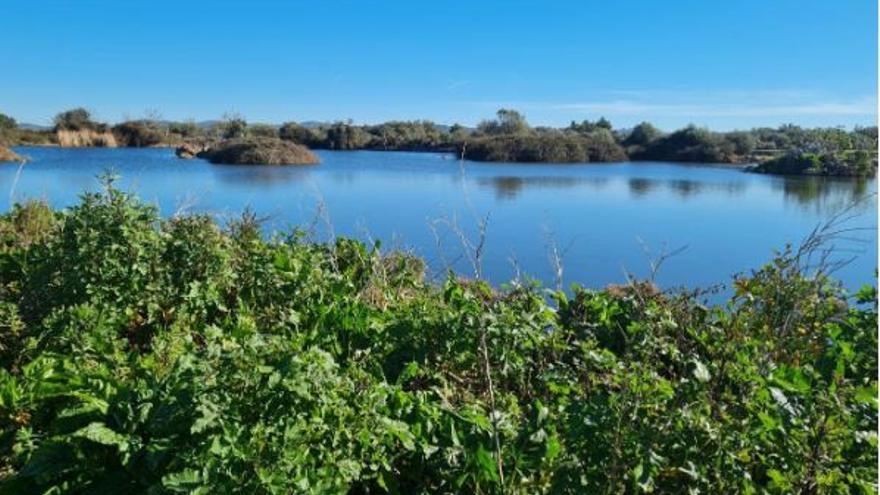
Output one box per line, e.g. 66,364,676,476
198,137,319,165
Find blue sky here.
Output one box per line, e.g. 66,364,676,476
2,0,877,130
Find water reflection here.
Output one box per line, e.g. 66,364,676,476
478,174,753,201
212,164,315,187
628,178,658,197
476,176,609,200
776,176,874,215
666,179,747,198
627,177,748,199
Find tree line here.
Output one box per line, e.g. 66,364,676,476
1,107,876,175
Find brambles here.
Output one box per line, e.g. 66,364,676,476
0,180,874,493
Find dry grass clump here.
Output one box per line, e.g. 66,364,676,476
55,129,118,148
0,146,22,162
199,137,319,165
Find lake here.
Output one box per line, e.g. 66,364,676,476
5,146,877,296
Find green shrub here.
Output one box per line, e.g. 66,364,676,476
0,181,875,494
753,151,878,177
53,108,106,132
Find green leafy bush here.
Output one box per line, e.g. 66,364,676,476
0,180,875,494
753,151,878,177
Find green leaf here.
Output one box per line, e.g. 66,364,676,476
474,445,499,481
73,422,129,451
163,469,202,491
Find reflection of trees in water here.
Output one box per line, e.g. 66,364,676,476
479,175,750,200
777,176,876,215
212,166,314,187
628,178,657,197
477,176,609,200
628,178,746,199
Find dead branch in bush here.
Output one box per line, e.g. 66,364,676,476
543,224,576,292
794,193,876,277
8,155,28,209
431,212,490,280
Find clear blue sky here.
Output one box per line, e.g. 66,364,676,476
2,0,877,130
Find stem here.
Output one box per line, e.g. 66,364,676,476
480,329,505,492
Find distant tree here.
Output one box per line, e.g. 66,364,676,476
217,112,247,139
725,131,757,157
449,123,470,142
623,122,662,147
325,121,369,150
247,124,278,139
168,121,201,139
279,122,324,146
568,117,612,134
54,108,103,131
0,112,16,132
477,109,530,136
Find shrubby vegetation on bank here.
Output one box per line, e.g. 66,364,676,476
0,181,875,493
751,150,877,177
1,108,876,174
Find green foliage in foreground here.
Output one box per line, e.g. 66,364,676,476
0,181,875,493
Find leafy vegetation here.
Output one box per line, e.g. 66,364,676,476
0,180,874,493
462,110,627,163
629,125,757,163
751,151,877,177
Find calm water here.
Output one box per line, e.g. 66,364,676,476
5,146,878,295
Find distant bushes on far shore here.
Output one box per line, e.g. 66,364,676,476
464,131,627,163
0,107,877,175
751,150,877,177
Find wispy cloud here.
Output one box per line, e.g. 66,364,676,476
467,90,877,119
552,98,876,117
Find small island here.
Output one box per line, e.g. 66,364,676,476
195,137,320,165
